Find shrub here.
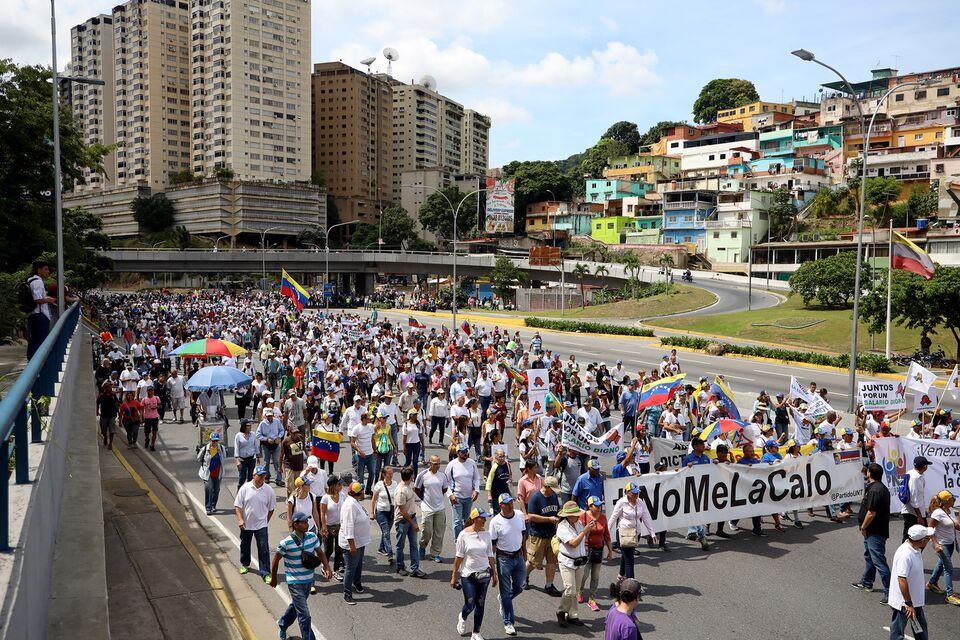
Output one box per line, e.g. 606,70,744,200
659,337,892,373
525,317,654,337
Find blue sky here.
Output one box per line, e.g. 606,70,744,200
4,0,958,167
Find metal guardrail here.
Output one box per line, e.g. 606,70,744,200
0,303,80,551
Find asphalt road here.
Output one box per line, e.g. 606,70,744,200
125,312,957,640
671,277,782,318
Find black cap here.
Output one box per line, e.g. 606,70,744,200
914,455,931,468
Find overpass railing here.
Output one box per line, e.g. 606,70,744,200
0,303,80,550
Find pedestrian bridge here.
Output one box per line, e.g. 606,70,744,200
99,248,637,287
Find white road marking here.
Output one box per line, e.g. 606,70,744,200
882,627,915,640
140,449,327,640
753,369,789,377
708,372,754,382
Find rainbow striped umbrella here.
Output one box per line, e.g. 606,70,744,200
169,338,247,358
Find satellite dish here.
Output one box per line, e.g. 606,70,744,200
360,56,376,73
383,47,399,75
420,75,437,91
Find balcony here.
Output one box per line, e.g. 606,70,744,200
891,170,931,181
703,219,752,229
663,200,714,210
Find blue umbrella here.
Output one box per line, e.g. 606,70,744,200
185,365,252,391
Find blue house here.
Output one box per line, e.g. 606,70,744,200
661,189,717,251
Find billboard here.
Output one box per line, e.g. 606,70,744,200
484,177,515,234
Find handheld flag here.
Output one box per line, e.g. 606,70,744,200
460,320,472,336
710,376,741,421
905,361,937,394
945,365,959,401
280,269,310,311
408,316,426,329
891,232,935,280
698,418,748,442
441,324,450,337
311,429,342,462
637,373,686,410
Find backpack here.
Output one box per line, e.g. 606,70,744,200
17,276,40,314
896,474,911,504
376,431,391,454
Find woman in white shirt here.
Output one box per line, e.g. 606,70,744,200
370,466,397,565
287,475,320,534
556,500,591,627
428,389,450,445
451,507,497,640
927,490,960,603
610,482,656,581
401,409,425,475
320,476,344,579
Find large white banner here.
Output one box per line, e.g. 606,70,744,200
858,381,907,412
561,421,622,457
650,436,818,469
604,451,864,531
872,437,960,511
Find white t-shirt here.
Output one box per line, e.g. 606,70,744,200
287,493,316,531
402,420,421,444
29,275,49,318
929,507,958,545
320,493,341,526
888,541,926,610
338,496,371,549
233,482,277,530
557,519,586,569
350,422,375,456
455,529,494,576
372,479,397,513
489,511,525,553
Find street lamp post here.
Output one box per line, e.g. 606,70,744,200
545,189,559,247
792,49,869,412
260,226,281,290
213,235,230,252
324,221,359,311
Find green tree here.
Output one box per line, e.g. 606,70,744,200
788,251,870,309
692,78,759,124
348,204,418,250
171,225,192,251
132,193,176,233
418,187,477,242
594,264,609,278
0,59,110,273
769,187,796,240
807,187,838,219
865,176,902,225
62,207,112,291
572,262,590,308
489,255,528,303
906,185,938,220
602,121,641,154
501,160,575,233
579,138,629,179
622,253,642,280
169,169,198,186
861,266,960,360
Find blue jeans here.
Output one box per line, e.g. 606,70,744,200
889,605,927,640
376,510,394,558
860,534,891,592
355,454,375,493
237,457,256,491
479,395,491,420
240,526,270,575
619,543,635,578
496,553,526,625
404,442,421,476
451,497,473,540
686,525,706,540
279,581,314,640
261,444,280,481
204,475,221,512
396,516,420,572
343,546,365,596
930,542,955,596
460,573,491,634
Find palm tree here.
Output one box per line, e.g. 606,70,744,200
658,252,674,283
594,264,609,278
622,254,641,281
572,262,590,308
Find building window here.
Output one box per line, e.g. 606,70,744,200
607,223,614,229
712,231,719,239
731,231,738,239
915,133,923,141
895,94,904,102
595,223,601,230
708,155,715,161
937,87,949,97
915,90,927,99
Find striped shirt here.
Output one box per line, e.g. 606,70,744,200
275,531,321,584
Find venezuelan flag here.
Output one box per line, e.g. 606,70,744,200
408,316,426,329
637,373,686,410
441,324,450,337
311,429,342,462
280,269,310,311
502,360,527,384
460,320,472,336
710,377,742,421
698,418,748,442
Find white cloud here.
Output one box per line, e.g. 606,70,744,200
600,17,620,33
593,42,660,96
1,0,92,67
470,97,531,124
754,0,787,15
505,52,595,87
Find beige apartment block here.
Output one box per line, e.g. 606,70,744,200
311,62,392,225
461,109,491,176
68,14,116,192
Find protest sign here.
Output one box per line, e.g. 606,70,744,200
913,390,938,413
873,437,960,511
858,381,906,412
789,376,812,403
561,421,622,457
650,436,817,469
604,451,863,531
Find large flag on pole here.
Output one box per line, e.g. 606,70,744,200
280,269,310,311
710,376,742,421
891,232,935,279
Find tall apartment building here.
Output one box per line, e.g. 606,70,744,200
461,109,491,175
68,14,117,193
190,0,311,182
68,0,311,192
109,0,191,190
311,62,392,224
390,80,489,200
